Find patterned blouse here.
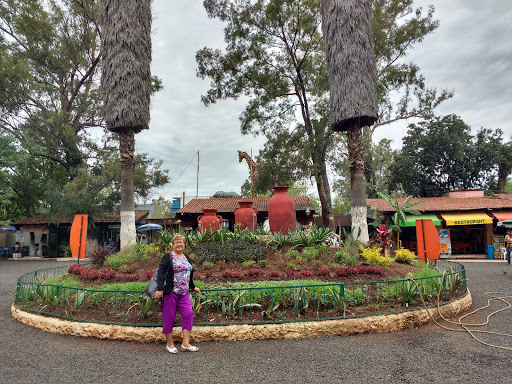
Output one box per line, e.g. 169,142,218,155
172,253,192,295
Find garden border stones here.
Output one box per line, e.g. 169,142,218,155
11,290,471,343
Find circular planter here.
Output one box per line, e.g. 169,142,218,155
198,208,223,233
268,186,296,234
234,200,258,231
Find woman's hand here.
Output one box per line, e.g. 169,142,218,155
193,287,200,293
154,291,163,300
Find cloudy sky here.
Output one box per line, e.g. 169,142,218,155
136,0,512,203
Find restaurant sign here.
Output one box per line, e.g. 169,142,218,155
453,218,487,225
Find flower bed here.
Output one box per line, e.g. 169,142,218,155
13,259,468,327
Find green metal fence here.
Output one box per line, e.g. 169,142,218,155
14,259,467,327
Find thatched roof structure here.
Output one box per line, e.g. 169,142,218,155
100,0,152,133
321,0,378,131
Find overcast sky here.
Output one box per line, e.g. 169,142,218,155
136,0,512,204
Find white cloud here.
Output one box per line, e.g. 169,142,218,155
144,0,512,201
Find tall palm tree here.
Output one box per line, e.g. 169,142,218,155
320,0,378,243
100,0,152,249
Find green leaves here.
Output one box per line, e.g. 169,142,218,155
389,114,507,197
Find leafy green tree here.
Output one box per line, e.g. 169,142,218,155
197,0,451,230
197,0,335,227
389,114,509,196
0,0,102,177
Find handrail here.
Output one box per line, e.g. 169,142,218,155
14,259,468,327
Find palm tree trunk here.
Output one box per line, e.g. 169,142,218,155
347,124,369,243
119,129,136,249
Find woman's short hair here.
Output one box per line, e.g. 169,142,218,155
172,234,186,245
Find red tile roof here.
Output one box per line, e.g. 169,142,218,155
177,197,315,214
12,210,150,225
366,194,512,213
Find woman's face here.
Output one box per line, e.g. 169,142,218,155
173,238,185,253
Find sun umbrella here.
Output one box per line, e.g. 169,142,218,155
136,223,163,231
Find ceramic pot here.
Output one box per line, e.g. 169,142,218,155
268,186,296,234
234,200,258,232
198,208,223,233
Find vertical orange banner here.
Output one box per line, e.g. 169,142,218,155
70,214,88,259
416,219,440,263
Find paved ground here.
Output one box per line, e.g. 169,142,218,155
1,259,511,384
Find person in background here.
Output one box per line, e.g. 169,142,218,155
505,230,512,264
154,234,200,353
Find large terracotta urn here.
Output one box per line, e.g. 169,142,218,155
268,186,296,234
197,208,223,233
234,200,258,232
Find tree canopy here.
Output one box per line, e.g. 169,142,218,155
389,114,511,197
197,0,451,225
0,0,167,223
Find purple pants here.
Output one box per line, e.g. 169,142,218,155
161,292,193,334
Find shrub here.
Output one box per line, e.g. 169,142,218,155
79,268,100,281
114,273,125,282
318,267,330,276
222,270,242,278
192,240,268,264
68,264,83,275
285,269,296,278
125,273,140,282
269,271,280,278
301,246,319,260
394,247,415,264
105,249,138,270
359,245,392,267
87,245,115,267
300,270,313,277
144,242,161,258
287,262,298,271
242,260,256,268
204,269,214,278
335,249,359,267
315,244,330,257
258,259,268,267
99,268,117,280
202,261,214,270
334,267,358,276
143,270,155,281
286,249,299,259
247,268,262,277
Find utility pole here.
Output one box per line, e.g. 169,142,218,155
196,150,199,199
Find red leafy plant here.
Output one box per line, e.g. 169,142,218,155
299,270,313,277
247,269,262,277
222,270,242,278
285,269,296,278
269,271,280,278
370,224,394,251
318,267,330,277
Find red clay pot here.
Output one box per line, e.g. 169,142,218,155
234,200,258,232
198,208,223,233
268,186,296,234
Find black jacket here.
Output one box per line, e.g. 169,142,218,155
156,252,196,295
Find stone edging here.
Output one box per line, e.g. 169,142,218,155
11,290,472,343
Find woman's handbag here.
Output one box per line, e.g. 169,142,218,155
144,257,171,299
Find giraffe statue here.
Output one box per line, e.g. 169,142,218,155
238,150,259,197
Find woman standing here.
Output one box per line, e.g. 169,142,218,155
154,234,200,353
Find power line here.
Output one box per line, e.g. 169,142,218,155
161,152,198,198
